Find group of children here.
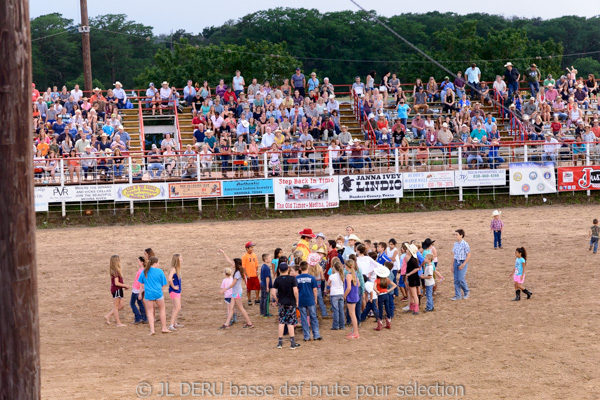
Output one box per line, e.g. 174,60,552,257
104,248,184,335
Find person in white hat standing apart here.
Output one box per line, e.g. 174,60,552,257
503,62,520,98
112,81,127,109
490,210,504,249
451,229,471,300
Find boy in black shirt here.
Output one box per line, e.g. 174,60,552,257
271,263,300,349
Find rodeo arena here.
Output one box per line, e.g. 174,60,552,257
4,3,600,400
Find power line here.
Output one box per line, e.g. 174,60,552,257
31,30,71,42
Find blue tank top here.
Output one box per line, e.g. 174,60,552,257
344,276,360,303
169,273,181,294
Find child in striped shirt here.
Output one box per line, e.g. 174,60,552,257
490,210,504,249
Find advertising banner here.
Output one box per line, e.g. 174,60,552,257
222,179,274,197
168,182,222,199
113,183,168,202
454,169,506,187
509,162,556,195
558,166,600,192
274,176,339,210
35,185,114,203
339,173,403,200
403,171,455,190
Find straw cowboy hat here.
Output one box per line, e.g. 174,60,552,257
407,244,418,257
93,87,101,92
298,228,316,238
161,81,169,86
504,62,513,67
492,210,502,216
113,81,122,87
347,234,361,242
375,265,390,278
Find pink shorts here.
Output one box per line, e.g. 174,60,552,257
169,292,181,299
513,275,525,284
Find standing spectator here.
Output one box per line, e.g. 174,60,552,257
352,76,365,98
183,80,196,107
112,81,127,109
271,263,300,349
291,68,306,97
451,229,471,301
232,70,245,97
525,63,542,97
465,63,481,100
504,62,521,98
454,71,466,100
296,260,322,342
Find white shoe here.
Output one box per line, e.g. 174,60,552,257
450,296,461,301
168,325,177,331
175,323,184,328
462,294,469,300
402,305,410,311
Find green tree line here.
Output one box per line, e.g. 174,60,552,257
31,9,600,91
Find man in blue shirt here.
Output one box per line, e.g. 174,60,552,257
451,229,471,300
52,116,65,135
440,77,455,104
183,80,196,107
296,261,322,341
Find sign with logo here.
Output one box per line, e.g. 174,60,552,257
454,169,506,187
36,185,114,203
222,179,274,197
339,173,403,200
113,183,168,201
274,176,339,210
509,162,556,195
558,166,600,191
168,182,222,199
403,171,455,190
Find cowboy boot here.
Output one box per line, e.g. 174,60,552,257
512,290,521,301
374,320,383,331
385,318,391,329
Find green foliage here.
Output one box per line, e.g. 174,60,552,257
65,74,105,91
572,57,600,78
30,9,597,91
135,39,299,88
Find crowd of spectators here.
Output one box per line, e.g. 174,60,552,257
32,62,600,183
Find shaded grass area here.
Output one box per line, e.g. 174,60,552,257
36,189,600,229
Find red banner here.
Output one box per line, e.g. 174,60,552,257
557,166,600,191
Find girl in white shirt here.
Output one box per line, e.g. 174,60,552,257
327,260,345,330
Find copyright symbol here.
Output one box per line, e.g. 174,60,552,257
136,381,152,398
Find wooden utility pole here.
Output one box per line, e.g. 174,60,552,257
0,0,41,398
80,0,93,92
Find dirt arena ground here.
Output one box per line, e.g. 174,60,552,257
37,204,600,400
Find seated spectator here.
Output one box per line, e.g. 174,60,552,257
97,133,111,152
542,133,560,165
112,81,127,109
115,126,131,149
81,145,97,179
199,144,213,178
111,134,127,153
163,145,177,177
493,75,506,96
223,86,238,105
487,138,504,169
415,141,429,167
161,132,178,151
572,134,586,166
470,123,486,142
147,144,164,179
112,148,125,178
413,86,428,113
522,96,538,119
466,138,484,169
348,139,365,172
411,114,426,140
425,127,439,147
574,84,590,109
183,80,196,107
338,125,352,146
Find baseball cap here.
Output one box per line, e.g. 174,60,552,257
278,262,289,272
245,241,256,248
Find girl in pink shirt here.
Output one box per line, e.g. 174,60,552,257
130,257,147,324
219,268,235,329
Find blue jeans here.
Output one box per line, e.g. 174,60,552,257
507,82,519,98
488,156,504,169
113,164,124,177
590,237,599,253
349,157,364,170
391,270,399,296
542,153,556,164
130,292,147,322
299,305,321,340
493,231,502,248
330,295,345,329
377,293,391,320
425,285,434,310
260,284,269,316
453,259,469,298
360,300,378,322
316,287,328,317
148,163,164,178
456,88,465,100
529,81,539,97
412,128,426,140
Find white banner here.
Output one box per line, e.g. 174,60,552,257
403,171,455,190
113,183,168,202
339,173,403,200
274,176,339,210
454,169,506,187
35,185,114,203
509,162,556,195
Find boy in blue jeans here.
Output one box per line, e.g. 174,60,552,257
360,280,378,322
589,219,599,254
419,254,435,312
260,254,273,317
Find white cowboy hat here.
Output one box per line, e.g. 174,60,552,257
347,234,361,242
504,62,513,67
241,120,249,128
375,265,390,278
492,210,501,216
93,87,101,91
113,81,122,87
329,94,335,99
407,244,418,257
348,139,355,145
161,81,169,86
